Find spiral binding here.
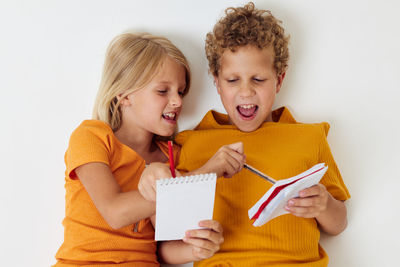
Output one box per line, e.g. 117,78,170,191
158,173,217,186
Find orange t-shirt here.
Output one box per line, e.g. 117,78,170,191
54,120,176,267
175,107,350,267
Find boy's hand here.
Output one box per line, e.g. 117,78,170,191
138,162,181,202
199,142,246,178
284,184,329,218
183,220,224,261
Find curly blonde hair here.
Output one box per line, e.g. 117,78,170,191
205,2,289,77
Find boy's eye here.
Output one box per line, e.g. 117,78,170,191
227,79,238,83
178,91,185,96
253,78,265,82
157,89,168,94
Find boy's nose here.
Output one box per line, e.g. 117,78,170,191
239,84,256,98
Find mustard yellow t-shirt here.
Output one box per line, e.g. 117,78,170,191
175,107,350,267
54,120,176,267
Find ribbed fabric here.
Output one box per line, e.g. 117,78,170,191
54,120,162,267
175,107,350,267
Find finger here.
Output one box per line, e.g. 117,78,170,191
287,196,321,208
224,155,241,175
198,220,223,234
185,229,223,245
225,149,246,167
227,142,244,154
284,205,318,218
141,182,156,202
175,169,182,177
150,185,156,202
222,157,237,178
299,184,324,198
183,235,219,251
143,178,157,201
221,150,245,177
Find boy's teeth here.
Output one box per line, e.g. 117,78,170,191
239,104,255,109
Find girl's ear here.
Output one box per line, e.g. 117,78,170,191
117,93,131,106
276,72,286,94
214,76,221,95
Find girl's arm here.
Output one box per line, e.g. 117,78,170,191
76,162,155,229
285,184,348,235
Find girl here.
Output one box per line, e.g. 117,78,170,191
54,32,224,266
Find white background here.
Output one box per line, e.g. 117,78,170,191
0,0,399,266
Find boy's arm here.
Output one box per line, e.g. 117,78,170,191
315,189,348,235
187,142,245,178
285,184,348,235
150,216,223,264
138,142,245,202
76,162,155,229
157,240,193,264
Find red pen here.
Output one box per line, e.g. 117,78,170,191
167,141,176,178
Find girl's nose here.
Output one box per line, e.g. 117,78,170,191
169,92,182,107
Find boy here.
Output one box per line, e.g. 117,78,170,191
174,2,350,266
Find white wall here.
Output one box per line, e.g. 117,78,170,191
0,0,399,266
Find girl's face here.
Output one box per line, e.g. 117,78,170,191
214,45,284,132
120,56,187,137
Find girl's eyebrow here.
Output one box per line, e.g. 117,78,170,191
153,81,186,89
151,81,170,85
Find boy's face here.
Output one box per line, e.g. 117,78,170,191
214,45,285,132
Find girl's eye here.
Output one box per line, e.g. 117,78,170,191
227,79,238,83
157,90,167,94
178,91,185,96
253,78,265,82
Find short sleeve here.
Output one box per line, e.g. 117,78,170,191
65,121,112,179
318,124,350,201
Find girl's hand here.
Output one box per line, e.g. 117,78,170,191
138,162,181,202
285,184,329,218
183,220,224,261
199,142,246,178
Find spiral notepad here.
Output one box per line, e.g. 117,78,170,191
155,173,217,241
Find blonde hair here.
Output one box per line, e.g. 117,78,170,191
205,2,289,77
92,32,191,131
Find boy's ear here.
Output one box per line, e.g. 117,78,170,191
214,76,221,95
276,72,286,93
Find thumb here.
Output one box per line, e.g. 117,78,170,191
227,142,244,154
175,169,182,177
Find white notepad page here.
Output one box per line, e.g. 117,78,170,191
155,173,217,241
248,163,328,226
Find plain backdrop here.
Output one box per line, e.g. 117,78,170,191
1,0,399,266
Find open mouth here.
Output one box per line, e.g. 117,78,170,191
237,104,258,120
162,112,177,123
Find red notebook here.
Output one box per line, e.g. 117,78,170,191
248,163,328,226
